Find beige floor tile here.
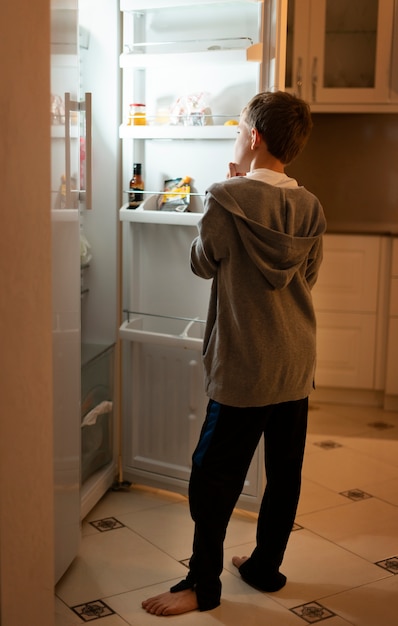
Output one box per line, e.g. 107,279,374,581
302,445,398,492
85,485,187,521
225,528,389,609
297,478,348,515
55,595,130,626
308,404,374,438
106,579,223,626
341,435,398,468
55,526,187,606
297,498,398,562
360,476,398,506
55,596,82,626
117,501,194,561
323,574,398,626
106,571,307,626
118,500,259,562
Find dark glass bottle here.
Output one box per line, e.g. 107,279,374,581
129,163,145,209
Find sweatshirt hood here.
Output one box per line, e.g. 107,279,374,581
206,178,326,290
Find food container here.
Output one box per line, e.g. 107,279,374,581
128,103,146,126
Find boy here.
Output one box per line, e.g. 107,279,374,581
142,91,326,616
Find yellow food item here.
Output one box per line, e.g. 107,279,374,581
224,120,239,126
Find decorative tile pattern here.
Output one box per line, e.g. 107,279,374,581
313,440,343,450
339,488,373,501
290,601,335,623
89,517,125,532
71,600,115,622
376,555,398,574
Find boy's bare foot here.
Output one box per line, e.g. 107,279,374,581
142,589,199,616
232,555,249,569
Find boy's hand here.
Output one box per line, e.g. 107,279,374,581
227,162,246,178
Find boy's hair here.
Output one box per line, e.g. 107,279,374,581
244,91,313,165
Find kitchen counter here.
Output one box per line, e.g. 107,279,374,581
325,221,398,236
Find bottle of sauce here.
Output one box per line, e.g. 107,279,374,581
129,163,145,209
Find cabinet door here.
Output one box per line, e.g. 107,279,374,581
284,0,395,106
284,0,311,98
311,0,394,104
315,311,377,389
385,317,398,395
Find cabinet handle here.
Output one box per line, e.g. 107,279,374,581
311,56,318,102
296,56,303,97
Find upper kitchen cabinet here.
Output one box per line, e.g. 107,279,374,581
284,0,398,112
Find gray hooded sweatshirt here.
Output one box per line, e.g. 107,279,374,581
190,176,327,408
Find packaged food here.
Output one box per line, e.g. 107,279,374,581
157,177,191,212
169,92,213,126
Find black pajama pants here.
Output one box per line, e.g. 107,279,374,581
170,397,308,611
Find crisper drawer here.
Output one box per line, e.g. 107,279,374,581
119,313,205,350
120,313,262,505
81,344,115,484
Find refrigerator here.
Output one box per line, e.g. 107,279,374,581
51,0,120,582
118,0,281,511
52,0,281,582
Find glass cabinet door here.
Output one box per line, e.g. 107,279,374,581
284,0,394,105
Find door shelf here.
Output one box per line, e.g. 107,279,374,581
119,124,239,140
120,201,203,226
119,313,205,350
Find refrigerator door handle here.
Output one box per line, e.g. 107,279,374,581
64,92,73,209
64,92,93,210
84,92,93,210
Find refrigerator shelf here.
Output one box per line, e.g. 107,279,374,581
119,313,205,350
119,123,239,140
120,204,203,225
120,44,261,68
121,0,262,12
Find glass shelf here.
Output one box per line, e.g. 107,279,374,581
119,123,239,140
120,45,261,68
121,0,261,11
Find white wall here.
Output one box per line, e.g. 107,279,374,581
0,1,54,624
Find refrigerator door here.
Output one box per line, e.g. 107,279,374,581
51,0,81,583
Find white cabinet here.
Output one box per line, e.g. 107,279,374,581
312,235,389,390
385,239,398,406
284,0,397,111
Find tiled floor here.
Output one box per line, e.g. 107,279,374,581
55,402,398,625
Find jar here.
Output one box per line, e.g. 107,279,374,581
128,103,146,126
